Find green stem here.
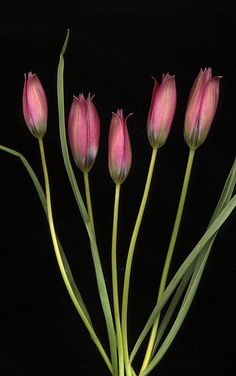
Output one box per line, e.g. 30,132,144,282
121,147,158,376
84,171,95,235
140,147,195,373
38,138,113,374
112,184,124,376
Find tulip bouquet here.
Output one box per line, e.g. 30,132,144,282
1,30,236,376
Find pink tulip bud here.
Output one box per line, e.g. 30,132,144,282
108,109,132,184
68,93,100,172
184,67,221,149
22,72,48,138
147,73,177,149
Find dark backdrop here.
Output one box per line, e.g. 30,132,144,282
0,1,235,375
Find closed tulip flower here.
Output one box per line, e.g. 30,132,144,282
147,73,177,149
22,72,48,138
184,67,221,149
68,93,100,172
108,109,132,184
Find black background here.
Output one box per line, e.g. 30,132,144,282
0,0,236,375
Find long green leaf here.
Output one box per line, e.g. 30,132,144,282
0,145,115,372
141,240,212,376
56,30,118,375
0,145,92,324
151,263,195,356
211,156,236,220
132,188,236,361
147,155,236,363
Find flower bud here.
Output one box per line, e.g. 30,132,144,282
147,73,177,149
68,93,100,172
108,109,132,184
22,72,48,138
184,67,221,149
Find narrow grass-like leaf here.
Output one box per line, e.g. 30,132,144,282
210,156,236,222
0,144,115,372
132,187,236,361
181,156,236,311
151,264,194,356
1,145,47,211
133,156,236,362
1,147,106,354
56,30,118,375
145,155,236,364
130,265,194,364
141,240,212,376
0,145,92,324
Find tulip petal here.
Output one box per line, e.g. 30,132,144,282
22,72,48,138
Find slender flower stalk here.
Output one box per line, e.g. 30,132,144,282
37,138,112,373
83,170,95,234
121,147,158,376
122,73,176,375
108,109,132,375
140,148,196,373
112,183,124,376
